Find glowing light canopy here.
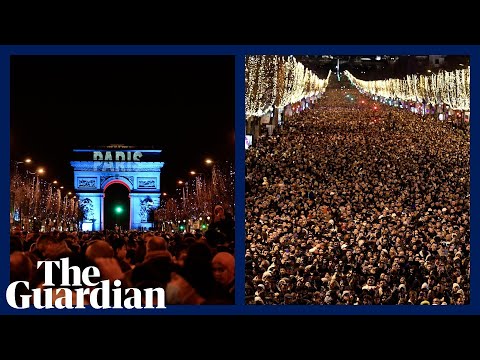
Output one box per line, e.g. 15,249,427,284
344,67,470,111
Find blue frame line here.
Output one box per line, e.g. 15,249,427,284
0,44,476,315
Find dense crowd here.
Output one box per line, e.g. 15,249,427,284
10,204,235,306
245,79,470,305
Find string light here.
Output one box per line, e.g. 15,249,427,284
345,67,470,111
155,160,235,227
245,55,331,117
10,163,79,231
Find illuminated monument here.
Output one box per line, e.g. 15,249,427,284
70,145,164,231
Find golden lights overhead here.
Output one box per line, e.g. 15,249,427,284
245,55,331,117
344,67,470,111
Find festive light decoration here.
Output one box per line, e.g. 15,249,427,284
11,158,235,233
10,165,79,232
344,67,470,111
155,160,234,231
245,55,331,117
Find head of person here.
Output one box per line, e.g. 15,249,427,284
213,205,225,222
111,237,127,260
85,239,114,263
10,251,34,283
212,251,235,286
144,236,171,261
36,233,70,260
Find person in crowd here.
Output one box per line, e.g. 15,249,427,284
245,77,470,305
205,204,235,253
8,227,235,307
211,251,235,304
111,236,133,273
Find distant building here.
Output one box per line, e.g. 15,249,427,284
429,55,446,68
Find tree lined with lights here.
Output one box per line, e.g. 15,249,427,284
245,55,331,118
155,160,234,230
11,158,235,233
345,67,470,111
10,167,80,231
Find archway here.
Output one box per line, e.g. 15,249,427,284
104,182,130,231
71,146,164,231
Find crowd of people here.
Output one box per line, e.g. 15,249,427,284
245,78,470,305
10,204,235,306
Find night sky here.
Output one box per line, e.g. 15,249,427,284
10,55,235,196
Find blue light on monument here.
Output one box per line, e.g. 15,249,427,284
71,147,164,231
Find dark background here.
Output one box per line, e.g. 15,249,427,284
10,55,235,196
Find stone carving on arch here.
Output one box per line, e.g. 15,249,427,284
100,176,114,188
122,176,134,188
140,196,155,222
100,176,133,190
79,198,94,221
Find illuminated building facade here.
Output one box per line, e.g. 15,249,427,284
70,146,164,231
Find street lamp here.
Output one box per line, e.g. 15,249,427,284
203,159,215,181
29,167,45,231
160,192,168,208
189,170,206,219
190,170,205,180
189,169,205,193
13,158,32,172
13,158,32,166
190,170,205,178
177,180,188,208
61,190,73,231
